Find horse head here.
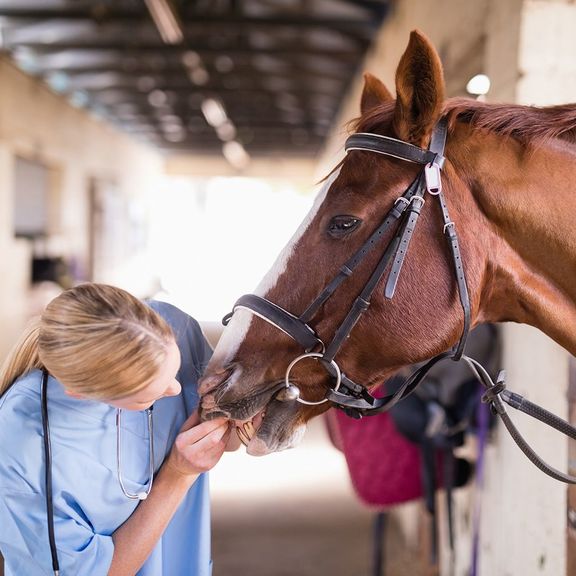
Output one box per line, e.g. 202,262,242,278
200,29,576,455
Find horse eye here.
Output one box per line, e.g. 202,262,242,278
327,215,362,238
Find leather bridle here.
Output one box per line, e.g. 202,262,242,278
224,118,469,417
223,117,576,484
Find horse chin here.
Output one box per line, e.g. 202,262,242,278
246,399,307,456
247,422,307,456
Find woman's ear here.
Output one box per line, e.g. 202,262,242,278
393,30,445,146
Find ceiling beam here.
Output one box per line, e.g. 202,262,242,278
0,7,379,36
328,0,390,18
138,129,324,140
14,42,362,60
108,109,325,128
33,61,356,82
82,82,337,97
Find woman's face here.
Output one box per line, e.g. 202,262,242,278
105,340,182,411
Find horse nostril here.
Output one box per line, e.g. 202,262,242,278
198,365,235,396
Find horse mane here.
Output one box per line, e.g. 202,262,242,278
352,97,576,148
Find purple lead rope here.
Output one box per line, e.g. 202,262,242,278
471,390,490,576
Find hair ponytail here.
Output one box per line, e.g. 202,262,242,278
0,317,43,397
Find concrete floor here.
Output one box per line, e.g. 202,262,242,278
209,417,422,576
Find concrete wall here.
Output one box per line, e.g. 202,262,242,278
317,1,574,574
0,57,164,358
517,0,576,105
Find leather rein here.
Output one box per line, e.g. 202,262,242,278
223,117,576,484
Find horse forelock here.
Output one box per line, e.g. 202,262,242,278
352,100,396,135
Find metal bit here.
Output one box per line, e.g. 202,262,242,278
276,383,301,402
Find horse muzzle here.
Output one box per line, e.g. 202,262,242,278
199,364,308,455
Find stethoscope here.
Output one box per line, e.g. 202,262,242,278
41,370,155,576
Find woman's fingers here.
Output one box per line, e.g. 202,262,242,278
179,410,201,431
178,416,230,445
170,419,233,475
179,408,229,432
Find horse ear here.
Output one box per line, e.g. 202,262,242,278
360,73,394,115
393,30,445,145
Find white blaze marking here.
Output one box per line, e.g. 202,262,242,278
211,170,341,366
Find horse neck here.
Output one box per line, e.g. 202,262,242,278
455,128,576,355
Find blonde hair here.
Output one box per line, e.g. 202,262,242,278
0,283,174,400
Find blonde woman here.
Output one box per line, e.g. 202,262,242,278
0,283,234,576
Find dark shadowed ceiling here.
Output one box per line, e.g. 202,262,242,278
0,0,390,165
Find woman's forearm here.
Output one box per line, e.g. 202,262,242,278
108,415,230,575
108,465,198,575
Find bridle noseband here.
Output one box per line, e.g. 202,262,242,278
222,117,576,484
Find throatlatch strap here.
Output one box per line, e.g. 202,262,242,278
428,117,471,359
437,191,471,359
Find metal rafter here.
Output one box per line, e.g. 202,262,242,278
0,0,389,157
12,42,363,60
0,7,379,36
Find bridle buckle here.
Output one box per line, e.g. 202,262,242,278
424,161,442,195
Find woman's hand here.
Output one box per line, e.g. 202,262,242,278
165,410,232,477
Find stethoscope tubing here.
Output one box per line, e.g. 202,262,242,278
41,369,60,576
116,406,155,500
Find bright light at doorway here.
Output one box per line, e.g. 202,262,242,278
149,176,314,323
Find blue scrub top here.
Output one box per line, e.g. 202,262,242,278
0,301,213,576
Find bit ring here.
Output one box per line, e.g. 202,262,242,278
284,352,342,406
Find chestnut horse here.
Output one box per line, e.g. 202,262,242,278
200,30,576,457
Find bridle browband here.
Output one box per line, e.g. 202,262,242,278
223,117,576,484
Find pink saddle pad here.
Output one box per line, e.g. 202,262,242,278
325,409,424,508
